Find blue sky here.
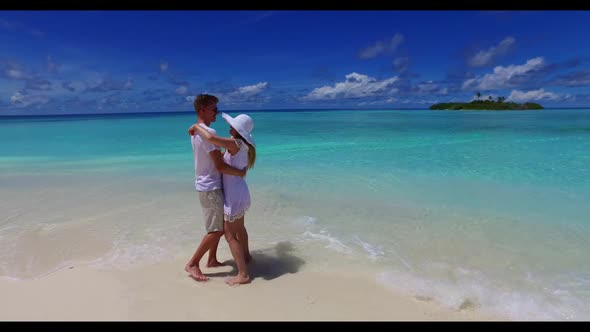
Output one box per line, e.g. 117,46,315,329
1,10,590,115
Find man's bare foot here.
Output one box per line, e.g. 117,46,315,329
225,275,251,286
245,254,253,263
185,265,209,282
206,260,225,268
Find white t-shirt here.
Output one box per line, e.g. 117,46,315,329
191,123,222,191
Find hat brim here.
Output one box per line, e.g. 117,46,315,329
221,113,255,147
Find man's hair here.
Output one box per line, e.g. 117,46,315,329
194,94,218,112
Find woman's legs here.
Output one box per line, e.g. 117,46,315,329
234,217,252,262
224,219,250,286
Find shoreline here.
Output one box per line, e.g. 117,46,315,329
1,170,587,320
0,249,500,321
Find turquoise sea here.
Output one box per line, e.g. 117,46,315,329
1,109,589,320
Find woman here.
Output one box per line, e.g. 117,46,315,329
188,113,256,286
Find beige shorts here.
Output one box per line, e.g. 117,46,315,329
198,189,224,233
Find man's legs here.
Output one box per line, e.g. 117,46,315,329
203,189,225,267
186,189,225,281
224,220,250,286
185,231,224,281
206,234,224,267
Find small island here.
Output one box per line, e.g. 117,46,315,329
430,93,543,111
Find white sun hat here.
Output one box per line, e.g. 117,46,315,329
221,112,255,147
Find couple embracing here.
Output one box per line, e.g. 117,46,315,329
184,94,256,287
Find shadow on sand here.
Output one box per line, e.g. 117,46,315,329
206,241,305,281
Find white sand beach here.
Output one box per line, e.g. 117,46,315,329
0,244,499,321
0,172,508,321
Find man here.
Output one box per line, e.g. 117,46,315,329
184,94,246,282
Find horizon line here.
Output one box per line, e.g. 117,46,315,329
1,107,590,118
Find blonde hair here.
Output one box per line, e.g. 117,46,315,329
245,141,256,169
234,132,256,169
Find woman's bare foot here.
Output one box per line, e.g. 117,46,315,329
185,264,209,282
225,275,251,286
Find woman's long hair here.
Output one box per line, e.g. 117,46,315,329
233,131,256,169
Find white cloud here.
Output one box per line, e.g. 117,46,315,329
358,101,379,106
1,61,31,80
206,82,270,105
10,92,23,103
160,61,169,73
10,91,50,108
62,80,86,92
175,85,188,95
6,78,94,102
553,69,590,87
397,98,438,105
400,98,438,105
85,77,134,92
506,89,570,102
97,93,124,109
462,57,545,90
235,82,268,96
359,33,404,59
6,69,28,80
357,97,398,106
468,36,515,67
25,78,52,91
225,82,268,98
303,72,399,101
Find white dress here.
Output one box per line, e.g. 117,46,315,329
222,138,251,222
